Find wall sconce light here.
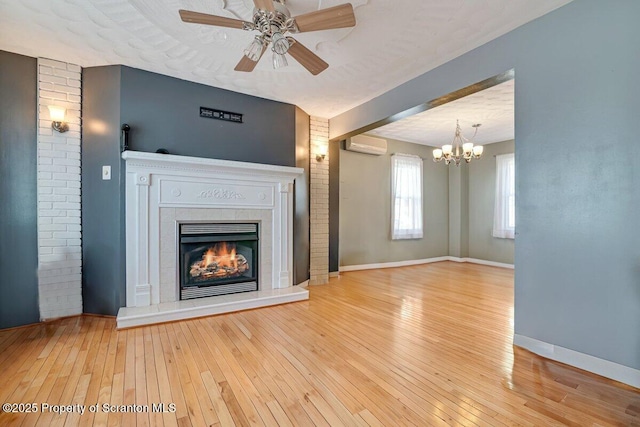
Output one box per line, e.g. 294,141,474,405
48,105,69,133
315,143,328,161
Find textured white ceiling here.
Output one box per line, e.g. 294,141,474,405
367,79,514,147
0,0,570,118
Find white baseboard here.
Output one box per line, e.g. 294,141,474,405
339,256,451,272
514,334,640,389
449,257,514,269
339,256,513,272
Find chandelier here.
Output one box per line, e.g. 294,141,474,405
432,120,484,166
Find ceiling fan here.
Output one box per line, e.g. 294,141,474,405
179,0,356,75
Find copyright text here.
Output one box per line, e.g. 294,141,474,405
2,402,176,415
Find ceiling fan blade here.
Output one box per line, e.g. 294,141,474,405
179,9,248,29
287,39,329,75
294,4,356,33
253,0,275,12
234,46,266,72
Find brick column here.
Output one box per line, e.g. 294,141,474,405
37,58,82,320
309,117,329,285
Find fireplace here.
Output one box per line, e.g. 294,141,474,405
179,223,258,300
118,151,308,329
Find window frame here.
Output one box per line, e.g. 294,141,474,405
391,153,424,240
493,152,515,239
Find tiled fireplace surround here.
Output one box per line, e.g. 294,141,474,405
116,151,309,328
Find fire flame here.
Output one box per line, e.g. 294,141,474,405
190,241,248,282
203,242,236,269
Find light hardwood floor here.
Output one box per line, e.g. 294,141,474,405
0,262,638,426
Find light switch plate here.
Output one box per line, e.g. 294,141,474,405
102,165,111,180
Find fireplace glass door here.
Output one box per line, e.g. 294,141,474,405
179,223,258,300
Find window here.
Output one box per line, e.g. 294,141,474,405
493,153,515,239
391,154,423,240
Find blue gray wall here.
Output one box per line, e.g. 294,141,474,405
338,138,449,266
294,107,310,285
119,67,295,166
330,0,640,371
468,140,515,264
83,65,309,316
335,137,514,266
328,140,340,273
0,51,40,329
82,66,124,315
448,164,469,258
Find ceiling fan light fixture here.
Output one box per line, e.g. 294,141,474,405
272,51,288,69
271,32,290,55
244,36,265,61
179,2,356,75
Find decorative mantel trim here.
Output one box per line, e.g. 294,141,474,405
122,151,303,180
121,151,303,311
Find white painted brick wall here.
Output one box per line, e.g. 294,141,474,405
309,117,330,285
37,58,83,320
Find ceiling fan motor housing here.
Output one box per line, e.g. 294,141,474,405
252,3,295,44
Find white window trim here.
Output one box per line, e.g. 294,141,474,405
493,152,515,239
391,153,423,240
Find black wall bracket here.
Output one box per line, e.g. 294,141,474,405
121,124,130,152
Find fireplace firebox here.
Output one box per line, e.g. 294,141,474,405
179,223,258,300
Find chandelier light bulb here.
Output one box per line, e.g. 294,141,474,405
432,148,443,160
463,142,474,155
442,145,453,156
473,145,484,156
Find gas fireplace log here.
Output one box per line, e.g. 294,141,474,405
190,254,249,279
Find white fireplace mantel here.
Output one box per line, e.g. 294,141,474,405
117,151,308,328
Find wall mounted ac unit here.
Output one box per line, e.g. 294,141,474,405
345,135,387,155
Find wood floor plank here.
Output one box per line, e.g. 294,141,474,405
115,328,133,426
10,322,75,427
0,326,48,404
220,315,327,426
268,302,493,425
164,323,209,427
194,318,273,425
247,312,359,425
31,318,85,427
106,373,124,427
0,262,638,426
150,324,178,427
54,318,94,427
133,328,149,427
232,312,332,426
172,322,220,426
143,326,163,427
156,324,189,422
90,319,119,427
